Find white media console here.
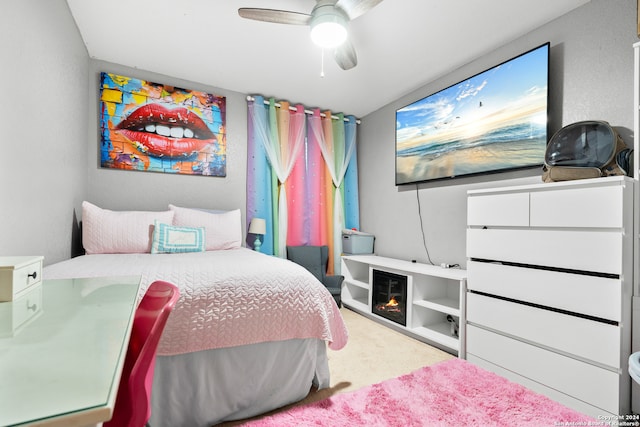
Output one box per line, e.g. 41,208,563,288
340,255,467,356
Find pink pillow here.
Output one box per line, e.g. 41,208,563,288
82,201,174,254
169,205,242,250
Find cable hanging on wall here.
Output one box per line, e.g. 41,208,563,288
415,184,435,265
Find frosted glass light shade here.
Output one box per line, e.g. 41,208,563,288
310,7,348,48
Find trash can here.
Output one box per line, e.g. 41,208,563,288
630,352,640,384
630,352,640,414
631,297,640,414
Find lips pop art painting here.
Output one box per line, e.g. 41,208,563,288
99,72,226,176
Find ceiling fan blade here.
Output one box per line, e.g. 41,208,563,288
335,0,384,20
238,8,311,25
334,39,358,70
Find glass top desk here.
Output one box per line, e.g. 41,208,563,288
0,276,141,427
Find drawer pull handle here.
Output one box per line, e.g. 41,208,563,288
28,272,37,280
27,302,37,312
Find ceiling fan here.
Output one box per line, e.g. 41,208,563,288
238,0,384,71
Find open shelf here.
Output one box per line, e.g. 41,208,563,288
342,257,370,283
412,298,459,316
345,278,369,290
343,280,369,309
410,325,459,350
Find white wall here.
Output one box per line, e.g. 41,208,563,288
0,0,89,265
357,0,638,268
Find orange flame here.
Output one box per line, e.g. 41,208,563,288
386,296,399,307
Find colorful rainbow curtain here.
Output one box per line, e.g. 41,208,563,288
246,96,359,273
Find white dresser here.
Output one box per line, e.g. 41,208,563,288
466,176,634,417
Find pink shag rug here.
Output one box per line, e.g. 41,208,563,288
243,358,595,427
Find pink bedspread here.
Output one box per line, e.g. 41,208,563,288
43,249,348,356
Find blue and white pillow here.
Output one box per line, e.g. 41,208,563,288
151,221,206,254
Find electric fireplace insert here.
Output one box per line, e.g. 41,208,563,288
372,269,407,326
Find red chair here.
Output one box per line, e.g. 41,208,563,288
105,280,180,427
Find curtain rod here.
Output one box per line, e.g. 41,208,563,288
246,95,361,124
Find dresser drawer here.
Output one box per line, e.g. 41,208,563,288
467,260,621,321
0,256,44,302
467,293,620,367
467,192,529,227
530,185,624,228
467,325,620,414
467,228,623,275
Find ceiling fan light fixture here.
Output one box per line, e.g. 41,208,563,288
310,7,348,49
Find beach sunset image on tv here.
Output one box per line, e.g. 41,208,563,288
395,43,549,185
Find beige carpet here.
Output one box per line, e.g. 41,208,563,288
328,308,454,393
217,307,454,426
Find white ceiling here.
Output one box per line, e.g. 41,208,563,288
66,0,590,118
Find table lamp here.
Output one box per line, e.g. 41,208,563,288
248,218,266,252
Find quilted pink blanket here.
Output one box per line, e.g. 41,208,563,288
43,249,348,356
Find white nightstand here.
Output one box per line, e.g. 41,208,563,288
0,256,44,302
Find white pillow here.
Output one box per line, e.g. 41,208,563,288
82,201,174,254
169,205,242,250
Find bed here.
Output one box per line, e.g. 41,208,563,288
43,202,348,426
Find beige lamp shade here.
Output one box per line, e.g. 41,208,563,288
249,218,266,235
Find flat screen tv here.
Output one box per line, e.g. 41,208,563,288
395,42,550,185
